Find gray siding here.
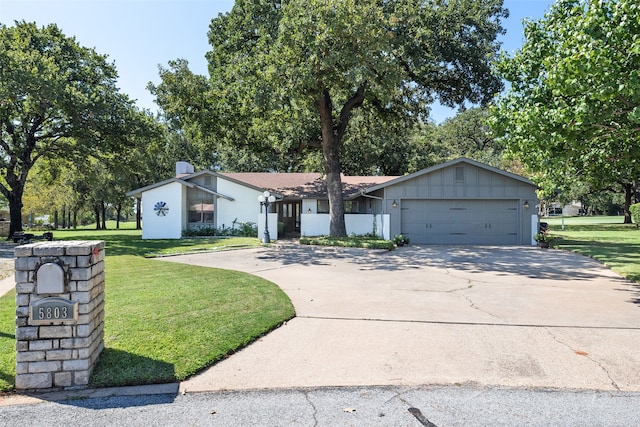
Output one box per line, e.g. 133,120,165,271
383,163,537,245
385,164,534,200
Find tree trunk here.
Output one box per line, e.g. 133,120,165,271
94,206,100,230
101,201,107,229
73,210,77,229
136,198,142,230
623,183,633,224
116,203,122,229
54,211,59,229
316,91,346,237
314,86,366,237
67,209,71,229
7,194,23,239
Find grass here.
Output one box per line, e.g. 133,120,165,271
49,222,261,257
0,226,294,391
545,215,640,283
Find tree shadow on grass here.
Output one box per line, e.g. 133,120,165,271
56,233,224,257
0,369,14,390
89,348,177,389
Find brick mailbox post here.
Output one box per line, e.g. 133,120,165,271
14,241,105,391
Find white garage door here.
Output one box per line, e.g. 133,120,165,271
401,199,519,245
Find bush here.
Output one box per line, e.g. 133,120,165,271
183,219,258,238
299,235,395,250
393,234,410,246
630,203,640,226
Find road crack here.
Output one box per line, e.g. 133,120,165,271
302,390,319,427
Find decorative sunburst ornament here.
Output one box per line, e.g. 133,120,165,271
154,201,169,217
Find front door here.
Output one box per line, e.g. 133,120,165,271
279,201,301,235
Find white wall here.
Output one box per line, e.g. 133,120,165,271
301,214,390,240
142,182,184,239
530,214,538,246
216,179,263,232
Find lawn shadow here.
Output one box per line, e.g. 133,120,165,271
89,348,177,388
0,369,14,390
56,233,228,257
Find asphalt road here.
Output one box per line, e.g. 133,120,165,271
2,385,640,426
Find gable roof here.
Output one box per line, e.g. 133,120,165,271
363,157,536,194
129,158,528,201
221,172,397,200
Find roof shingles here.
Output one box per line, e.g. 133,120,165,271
220,173,397,199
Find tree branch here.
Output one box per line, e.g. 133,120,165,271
336,84,366,143
616,95,638,110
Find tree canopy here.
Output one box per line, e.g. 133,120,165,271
153,0,507,236
0,21,141,235
490,0,640,222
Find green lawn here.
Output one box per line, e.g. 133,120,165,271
545,215,640,283
0,228,294,391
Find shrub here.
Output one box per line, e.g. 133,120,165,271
183,220,258,238
233,220,258,237
393,234,410,246
299,235,395,250
630,203,640,226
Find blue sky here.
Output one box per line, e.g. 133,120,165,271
0,0,554,123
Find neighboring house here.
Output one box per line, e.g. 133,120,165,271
126,158,539,245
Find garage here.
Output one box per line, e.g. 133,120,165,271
363,158,539,246
400,199,519,245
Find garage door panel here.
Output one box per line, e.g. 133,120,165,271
401,200,518,245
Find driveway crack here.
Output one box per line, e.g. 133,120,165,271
450,281,504,322
543,327,620,391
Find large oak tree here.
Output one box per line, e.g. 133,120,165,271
0,21,136,236
209,0,508,236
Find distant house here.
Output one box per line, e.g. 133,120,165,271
126,158,539,245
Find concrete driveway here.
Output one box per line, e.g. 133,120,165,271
161,244,640,393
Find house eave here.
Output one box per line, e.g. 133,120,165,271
126,178,196,199
190,183,235,201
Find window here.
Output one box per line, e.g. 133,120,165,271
282,204,293,218
316,200,359,213
204,175,212,187
317,200,329,213
344,201,360,213
189,199,214,223
455,166,465,183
